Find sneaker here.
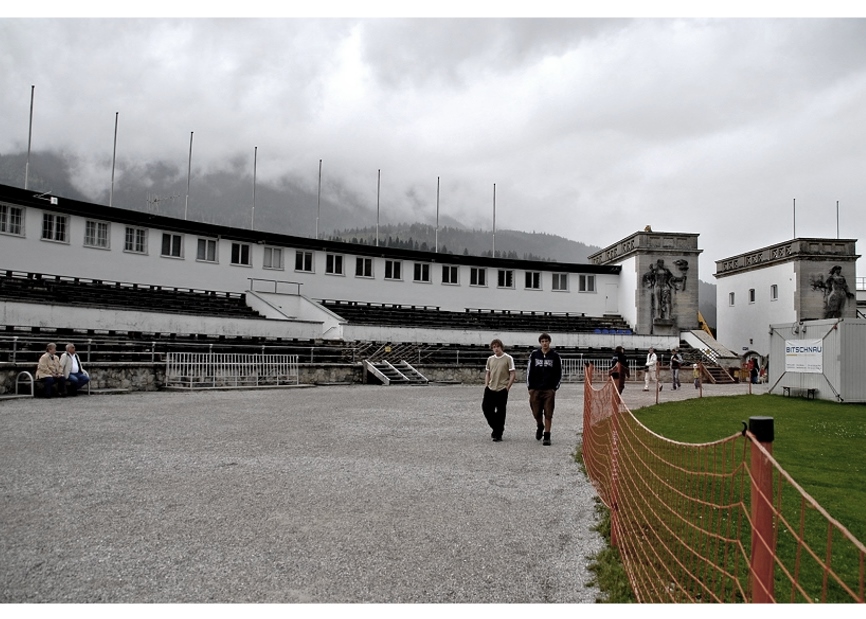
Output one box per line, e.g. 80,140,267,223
536,425,544,440
492,436,502,442
542,432,551,446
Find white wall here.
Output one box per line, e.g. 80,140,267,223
716,262,797,356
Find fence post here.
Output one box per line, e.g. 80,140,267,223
12,335,18,363
749,416,775,603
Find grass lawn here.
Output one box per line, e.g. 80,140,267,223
632,393,866,545
586,393,866,602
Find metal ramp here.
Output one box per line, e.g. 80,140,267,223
363,359,429,385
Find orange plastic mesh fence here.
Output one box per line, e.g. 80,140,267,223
581,365,866,603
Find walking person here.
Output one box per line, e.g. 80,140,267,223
608,345,630,394
643,347,659,391
60,343,90,395
670,348,684,390
482,339,516,442
527,333,562,446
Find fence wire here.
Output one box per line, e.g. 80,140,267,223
581,364,865,603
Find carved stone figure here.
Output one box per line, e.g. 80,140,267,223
642,258,687,321
811,265,854,318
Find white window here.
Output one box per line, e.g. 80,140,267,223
197,238,217,262
124,227,147,254
525,271,541,290
442,265,459,285
0,204,24,236
41,213,68,242
385,260,402,280
326,254,344,275
414,263,430,282
552,273,568,291
263,247,283,270
84,220,110,249
770,284,778,301
749,288,756,304
355,257,373,278
729,292,736,306
295,250,314,272
470,268,487,287
579,275,596,292
497,269,514,288
231,242,251,266
161,233,183,258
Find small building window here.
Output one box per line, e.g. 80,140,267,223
355,257,373,278
124,227,147,254
84,220,110,249
749,288,756,304
525,271,541,290
231,242,251,266
326,254,344,275
470,267,487,287
579,275,595,292
497,269,514,289
295,250,314,272
552,273,568,291
41,213,68,243
442,265,459,285
197,238,217,262
161,233,183,258
263,247,283,270
0,204,24,236
729,292,736,306
770,284,778,301
384,260,402,280
414,263,430,283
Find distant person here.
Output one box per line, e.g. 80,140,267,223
608,346,630,394
692,363,701,389
749,358,759,384
35,342,66,398
60,343,90,395
526,333,562,446
482,339,516,442
644,347,659,391
670,348,684,390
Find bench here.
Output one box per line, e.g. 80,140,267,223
782,386,817,399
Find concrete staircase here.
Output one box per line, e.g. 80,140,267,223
363,359,429,386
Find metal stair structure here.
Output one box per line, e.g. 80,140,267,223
363,359,429,386
680,329,739,384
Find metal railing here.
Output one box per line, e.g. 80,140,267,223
165,352,300,389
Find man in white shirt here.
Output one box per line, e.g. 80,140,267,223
483,339,516,442
60,343,90,395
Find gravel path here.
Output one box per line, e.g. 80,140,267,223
1,383,606,603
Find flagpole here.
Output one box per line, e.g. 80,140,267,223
110,112,118,206
24,85,35,190
376,169,381,247
435,176,440,253
251,146,257,229
792,197,796,239
184,131,193,220
492,183,496,257
836,200,839,239
316,159,322,239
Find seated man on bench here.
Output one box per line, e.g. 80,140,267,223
35,342,66,398
60,342,90,395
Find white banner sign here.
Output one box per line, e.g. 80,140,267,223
784,339,823,373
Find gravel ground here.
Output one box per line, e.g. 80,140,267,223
0,383,607,604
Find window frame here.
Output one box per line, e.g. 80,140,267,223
263,246,284,270
442,265,459,285
325,253,344,276
196,237,218,263
161,232,183,258
578,274,596,293
295,250,314,273
413,262,431,283
470,267,487,287
770,284,778,301
0,203,24,237
384,259,402,281
84,219,111,249
497,269,514,289
552,273,569,291
231,242,252,267
124,226,148,254
355,257,373,278
525,271,541,290
41,212,68,243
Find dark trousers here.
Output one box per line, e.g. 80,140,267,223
482,387,509,438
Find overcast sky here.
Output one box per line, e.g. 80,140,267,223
2,10,865,281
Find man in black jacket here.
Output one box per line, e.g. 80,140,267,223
526,333,562,446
